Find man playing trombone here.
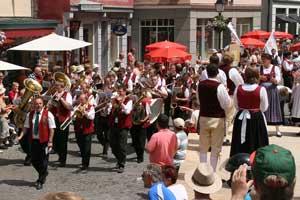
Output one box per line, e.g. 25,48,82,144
74,94,95,172
49,78,72,167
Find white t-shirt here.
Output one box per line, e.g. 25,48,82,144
168,184,188,200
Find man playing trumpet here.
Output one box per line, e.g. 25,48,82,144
49,79,72,167
74,94,95,172
108,84,133,173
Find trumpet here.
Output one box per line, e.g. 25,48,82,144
46,91,64,108
60,95,93,130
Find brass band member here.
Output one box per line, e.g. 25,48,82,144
17,97,56,190
108,84,133,173
74,94,95,172
50,80,72,167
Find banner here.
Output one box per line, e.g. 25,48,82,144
265,31,278,55
227,22,243,47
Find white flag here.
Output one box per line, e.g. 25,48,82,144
264,31,277,55
227,22,243,47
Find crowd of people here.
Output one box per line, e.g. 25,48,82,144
0,45,298,199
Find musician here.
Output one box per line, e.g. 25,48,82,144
282,51,294,89
17,97,56,190
94,88,112,158
50,80,72,167
131,61,144,84
172,77,190,120
197,63,231,172
130,90,152,163
118,68,133,92
74,94,95,172
151,75,168,99
108,84,133,173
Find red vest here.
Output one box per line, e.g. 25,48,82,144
109,97,132,129
282,59,292,75
131,73,137,82
124,76,130,88
219,64,236,95
198,79,225,118
29,109,50,144
51,92,71,123
74,104,94,135
237,85,261,110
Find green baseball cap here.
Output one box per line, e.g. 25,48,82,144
252,144,296,185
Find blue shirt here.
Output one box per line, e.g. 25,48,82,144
148,182,176,200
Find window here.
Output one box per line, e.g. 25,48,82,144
276,8,287,32
236,18,252,37
140,19,175,58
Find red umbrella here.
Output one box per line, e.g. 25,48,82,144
241,30,269,39
241,38,265,49
144,47,191,63
145,40,187,52
271,31,293,39
290,42,300,51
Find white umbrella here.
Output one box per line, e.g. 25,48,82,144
0,60,29,71
8,33,92,51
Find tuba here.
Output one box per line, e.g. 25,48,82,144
14,78,43,128
131,93,147,125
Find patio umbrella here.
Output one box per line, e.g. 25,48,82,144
144,47,191,63
290,42,300,52
0,60,29,71
145,40,187,52
241,30,269,39
241,38,265,49
8,33,92,51
271,31,293,39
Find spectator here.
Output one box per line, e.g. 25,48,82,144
185,163,222,200
142,163,176,200
28,66,43,84
231,144,296,200
173,118,188,169
162,165,188,200
146,114,178,166
39,192,85,200
8,82,19,104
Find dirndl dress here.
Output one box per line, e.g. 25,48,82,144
260,66,282,125
230,85,269,157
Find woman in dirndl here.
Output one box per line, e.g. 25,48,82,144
291,70,300,136
259,53,283,137
230,67,269,157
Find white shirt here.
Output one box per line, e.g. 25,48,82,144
85,106,95,120
168,184,188,200
122,76,133,91
233,84,269,112
262,65,281,82
229,68,244,87
114,99,133,123
201,69,227,86
24,109,56,139
282,59,293,71
190,110,200,130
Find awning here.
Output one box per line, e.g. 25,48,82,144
289,15,300,23
4,28,54,38
276,15,298,23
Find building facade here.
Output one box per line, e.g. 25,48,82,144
132,0,261,61
262,0,300,35
68,0,133,75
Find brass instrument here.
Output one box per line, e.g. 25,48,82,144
14,78,43,128
46,72,71,108
131,93,147,125
60,95,93,130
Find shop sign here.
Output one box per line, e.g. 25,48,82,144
112,25,127,36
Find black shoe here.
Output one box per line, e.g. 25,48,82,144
0,145,8,150
296,132,300,136
36,182,43,190
80,166,88,173
117,167,124,173
137,158,144,163
24,157,31,166
58,162,66,167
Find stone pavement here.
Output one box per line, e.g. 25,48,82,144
0,134,149,200
177,125,300,200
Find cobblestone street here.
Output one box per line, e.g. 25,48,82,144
0,133,149,200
